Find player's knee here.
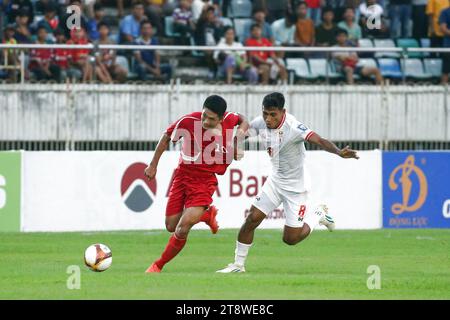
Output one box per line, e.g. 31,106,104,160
165,221,176,233
175,224,191,239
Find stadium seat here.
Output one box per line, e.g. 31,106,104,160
377,58,403,78
220,17,233,27
165,16,180,37
396,38,422,58
420,38,431,58
228,0,252,18
190,37,205,57
308,59,341,79
358,38,374,48
403,58,432,80
423,58,443,78
286,58,317,80
233,18,252,42
374,39,401,58
355,58,378,80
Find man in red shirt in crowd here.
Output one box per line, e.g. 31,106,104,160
67,27,93,82
29,26,60,81
245,24,287,84
144,95,249,273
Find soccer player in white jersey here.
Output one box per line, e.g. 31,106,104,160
217,92,359,273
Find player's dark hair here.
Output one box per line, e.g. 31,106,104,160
203,95,227,118
263,92,285,110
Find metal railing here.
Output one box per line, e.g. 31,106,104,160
1,43,449,84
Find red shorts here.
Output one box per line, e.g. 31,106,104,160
166,167,218,216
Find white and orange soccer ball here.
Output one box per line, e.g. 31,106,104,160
84,244,112,272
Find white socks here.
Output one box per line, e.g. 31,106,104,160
234,241,252,266
303,206,324,235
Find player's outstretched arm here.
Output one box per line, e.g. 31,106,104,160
307,132,359,159
144,133,171,180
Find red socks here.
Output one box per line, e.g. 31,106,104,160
154,234,187,270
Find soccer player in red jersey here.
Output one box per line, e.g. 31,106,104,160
144,95,249,273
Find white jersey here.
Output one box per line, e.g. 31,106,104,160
249,113,315,193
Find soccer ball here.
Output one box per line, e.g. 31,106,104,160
84,244,112,272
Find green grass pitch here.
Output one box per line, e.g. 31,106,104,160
0,229,449,299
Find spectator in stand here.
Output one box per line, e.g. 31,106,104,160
133,20,172,81
245,24,287,84
2,24,19,82
305,0,324,25
172,0,195,36
53,28,79,82
7,0,34,24
389,0,412,38
412,0,428,39
110,0,133,18
315,7,339,47
29,26,61,81
67,27,93,82
214,26,258,84
86,3,105,41
439,5,450,83
14,9,33,43
294,2,315,47
60,0,89,39
337,7,361,45
191,0,215,22
144,0,174,37
119,1,147,44
332,28,383,84
95,22,128,83
243,8,274,43
322,0,346,23
264,0,290,23
37,3,60,41
35,0,57,16
359,0,389,38
194,5,223,75
427,0,449,50
271,10,296,46
194,5,222,45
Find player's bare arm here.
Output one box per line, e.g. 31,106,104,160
307,132,359,159
144,133,171,180
234,113,250,160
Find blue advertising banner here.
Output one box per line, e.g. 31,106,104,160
383,152,450,228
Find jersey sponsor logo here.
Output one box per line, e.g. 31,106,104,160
388,155,428,215
121,163,157,212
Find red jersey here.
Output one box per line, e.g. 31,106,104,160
165,111,240,175
67,38,90,64
29,45,53,70
53,48,70,69
245,37,273,62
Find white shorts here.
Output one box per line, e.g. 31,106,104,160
252,177,309,228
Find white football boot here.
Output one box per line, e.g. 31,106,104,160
317,204,335,231
216,263,246,273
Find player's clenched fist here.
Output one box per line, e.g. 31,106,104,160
144,164,157,180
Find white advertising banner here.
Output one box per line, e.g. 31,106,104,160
22,150,382,232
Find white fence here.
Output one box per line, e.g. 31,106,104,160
0,84,449,143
